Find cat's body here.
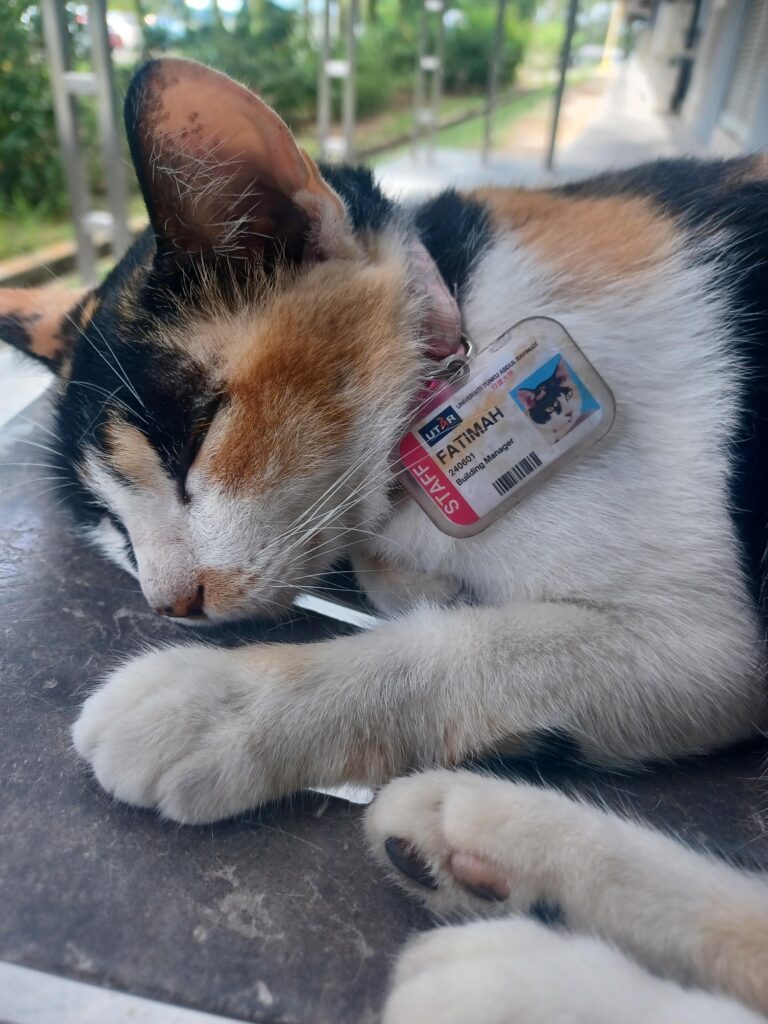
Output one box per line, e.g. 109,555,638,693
1,59,767,1022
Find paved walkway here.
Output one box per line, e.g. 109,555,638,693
376,57,701,198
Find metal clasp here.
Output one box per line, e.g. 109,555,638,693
428,334,475,384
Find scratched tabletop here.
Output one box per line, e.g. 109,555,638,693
1,396,767,1023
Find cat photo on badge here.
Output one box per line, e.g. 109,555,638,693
512,354,600,443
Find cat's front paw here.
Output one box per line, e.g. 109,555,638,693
72,645,279,823
366,769,553,916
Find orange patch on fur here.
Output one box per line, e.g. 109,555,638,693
198,566,251,610
0,286,86,370
77,292,100,331
700,908,768,1013
105,422,168,491
472,188,677,292
233,643,312,685
731,153,768,185
206,257,414,492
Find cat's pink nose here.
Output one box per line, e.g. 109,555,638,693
156,585,205,619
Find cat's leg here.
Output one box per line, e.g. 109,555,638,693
366,769,768,1016
73,600,763,819
348,548,462,616
382,918,765,1024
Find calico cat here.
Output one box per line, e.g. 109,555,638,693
516,356,585,441
1,58,767,1022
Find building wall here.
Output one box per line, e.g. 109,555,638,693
682,0,768,152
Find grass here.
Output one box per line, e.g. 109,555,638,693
0,209,76,263
0,195,147,265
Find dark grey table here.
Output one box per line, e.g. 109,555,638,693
2,398,767,1023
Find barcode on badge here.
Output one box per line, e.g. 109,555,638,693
492,451,542,495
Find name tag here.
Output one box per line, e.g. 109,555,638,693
398,317,616,537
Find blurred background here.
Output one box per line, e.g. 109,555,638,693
1,0,766,424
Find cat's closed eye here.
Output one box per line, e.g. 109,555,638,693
176,395,223,503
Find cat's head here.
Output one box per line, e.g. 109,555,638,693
0,59,457,624
518,359,582,442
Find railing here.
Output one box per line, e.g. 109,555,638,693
40,0,581,286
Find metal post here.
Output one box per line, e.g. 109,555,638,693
545,0,579,171
317,0,332,156
342,0,358,160
88,0,131,259
412,0,445,162
317,0,358,162
40,0,97,284
40,0,131,284
482,0,507,163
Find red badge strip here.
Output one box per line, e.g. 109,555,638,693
399,433,479,526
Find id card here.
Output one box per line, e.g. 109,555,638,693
398,317,615,537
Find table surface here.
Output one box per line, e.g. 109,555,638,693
1,398,767,1023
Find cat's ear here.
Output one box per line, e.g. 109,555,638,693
517,388,537,410
553,358,568,383
125,59,351,268
0,287,89,374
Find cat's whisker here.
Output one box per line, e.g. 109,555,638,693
13,437,63,458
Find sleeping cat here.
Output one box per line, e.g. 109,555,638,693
1,58,767,1022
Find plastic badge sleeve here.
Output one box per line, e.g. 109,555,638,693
397,317,616,538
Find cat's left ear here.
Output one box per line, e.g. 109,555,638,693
517,388,537,410
125,59,352,268
0,287,88,374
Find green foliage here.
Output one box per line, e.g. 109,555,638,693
444,5,530,93
177,3,319,126
0,2,67,218
1,0,540,244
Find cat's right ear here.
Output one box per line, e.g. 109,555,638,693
125,59,353,269
0,286,89,374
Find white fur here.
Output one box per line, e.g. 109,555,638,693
367,771,768,1022
382,918,763,1024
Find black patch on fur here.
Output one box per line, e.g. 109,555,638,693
319,167,493,300
51,229,223,528
414,190,493,299
530,899,567,926
562,157,768,615
0,313,45,363
319,163,394,232
107,512,138,572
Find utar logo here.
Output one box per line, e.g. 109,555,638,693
418,406,462,447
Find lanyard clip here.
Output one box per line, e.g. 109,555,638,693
428,334,475,384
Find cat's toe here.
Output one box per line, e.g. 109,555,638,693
366,769,527,915
383,919,571,1024
72,645,263,823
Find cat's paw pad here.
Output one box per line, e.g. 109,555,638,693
366,769,546,915
72,645,264,823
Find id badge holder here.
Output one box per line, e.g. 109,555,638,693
397,317,616,538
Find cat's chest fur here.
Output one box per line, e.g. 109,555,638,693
367,227,749,616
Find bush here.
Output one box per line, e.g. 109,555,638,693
178,5,318,127
443,5,530,94
0,2,67,218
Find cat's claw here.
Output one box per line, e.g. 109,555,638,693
72,645,276,823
